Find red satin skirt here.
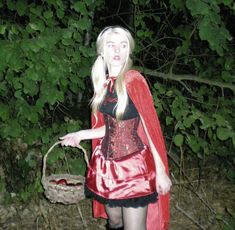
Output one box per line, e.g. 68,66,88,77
86,144,157,205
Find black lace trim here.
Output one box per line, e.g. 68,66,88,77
85,185,158,208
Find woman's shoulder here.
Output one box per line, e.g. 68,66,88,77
125,69,146,85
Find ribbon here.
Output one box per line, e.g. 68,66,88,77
103,76,117,93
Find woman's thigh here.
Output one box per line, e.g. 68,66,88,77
123,206,147,230
105,205,123,228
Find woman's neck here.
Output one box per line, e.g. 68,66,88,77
108,65,122,77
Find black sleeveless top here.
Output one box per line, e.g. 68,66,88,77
99,81,139,120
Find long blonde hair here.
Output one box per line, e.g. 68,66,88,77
91,26,135,121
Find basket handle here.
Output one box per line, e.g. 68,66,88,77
42,141,89,183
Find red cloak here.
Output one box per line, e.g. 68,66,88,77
90,70,170,230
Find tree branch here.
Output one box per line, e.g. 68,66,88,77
134,66,235,92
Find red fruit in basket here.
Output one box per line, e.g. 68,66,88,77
57,179,67,185
49,180,57,184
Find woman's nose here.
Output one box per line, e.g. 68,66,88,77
114,45,120,53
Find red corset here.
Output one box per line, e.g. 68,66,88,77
101,114,144,159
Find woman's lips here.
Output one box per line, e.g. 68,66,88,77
113,55,120,60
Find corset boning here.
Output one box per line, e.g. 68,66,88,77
101,114,144,159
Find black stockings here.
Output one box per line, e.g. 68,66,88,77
105,205,147,230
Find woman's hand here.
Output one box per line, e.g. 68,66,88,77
156,171,172,195
59,126,105,147
60,131,81,147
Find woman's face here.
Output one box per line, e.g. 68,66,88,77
104,32,129,68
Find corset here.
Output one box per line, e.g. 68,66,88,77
101,114,144,159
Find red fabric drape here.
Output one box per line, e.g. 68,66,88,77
90,70,170,230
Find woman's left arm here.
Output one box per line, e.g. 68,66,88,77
140,115,172,195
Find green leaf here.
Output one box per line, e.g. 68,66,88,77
47,148,65,164
0,81,8,95
216,127,231,141
213,114,229,127
25,67,39,81
199,114,215,129
7,0,15,10
186,0,210,16
30,5,43,16
16,1,27,16
198,15,231,56
62,29,73,39
56,8,64,19
7,48,24,71
173,134,184,147
187,135,201,153
24,128,42,145
170,0,185,10
14,90,22,99
77,17,90,31
61,38,73,46
43,10,53,19
225,57,234,71
28,21,45,32
183,115,195,128
69,158,86,175
29,41,41,52
223,0,233,6
1,120,23,138
166,116,174,125
0,25,7,34
20,78,39,96
0,104,9,121
27,111,39,124
72,2,88,15
41,128,53,144
12,78,22,90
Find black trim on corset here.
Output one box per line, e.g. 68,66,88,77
85,185,158,208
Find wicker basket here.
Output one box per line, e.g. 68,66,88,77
41,141,89,205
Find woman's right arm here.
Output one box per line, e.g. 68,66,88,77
60,125,105,147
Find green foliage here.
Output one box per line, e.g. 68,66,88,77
185,0,232,56
0,0,103,201
131,0,234,178
19,172,43,202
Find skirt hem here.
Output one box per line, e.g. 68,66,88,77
85,184,158,208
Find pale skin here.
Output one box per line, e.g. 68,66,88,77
60,31,171,195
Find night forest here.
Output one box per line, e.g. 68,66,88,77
0,0,234,229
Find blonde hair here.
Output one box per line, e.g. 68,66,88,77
91,26,135,121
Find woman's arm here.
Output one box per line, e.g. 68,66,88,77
140,115,172,195
60,125,105,147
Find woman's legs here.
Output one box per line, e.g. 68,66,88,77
123,206,147,230
105,205,123,228
105,205,147,230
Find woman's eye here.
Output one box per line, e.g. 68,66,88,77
121,43,127,48
107,43,114,48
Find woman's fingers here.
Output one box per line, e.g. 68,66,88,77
59,133,80,147
156,175,172,195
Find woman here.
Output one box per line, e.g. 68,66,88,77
60,26,172,230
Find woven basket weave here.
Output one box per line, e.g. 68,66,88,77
41,141,89,205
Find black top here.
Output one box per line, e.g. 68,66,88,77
99,82,139,120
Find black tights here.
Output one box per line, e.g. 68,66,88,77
105,205,147,230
